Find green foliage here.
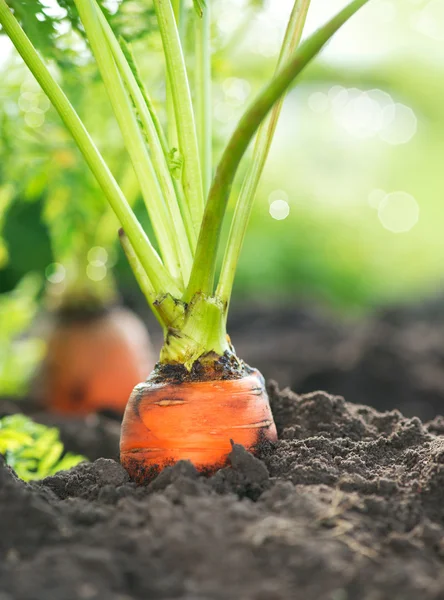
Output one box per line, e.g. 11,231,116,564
0,58,134,296
0,414,86,481
0,274,44,395
3,0,156,61
5,0,60,57
2,0,438,314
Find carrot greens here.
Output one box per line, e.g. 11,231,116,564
216,0,311,314
0,0,369,368
194,0,212,196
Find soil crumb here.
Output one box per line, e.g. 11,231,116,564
2,383,444,599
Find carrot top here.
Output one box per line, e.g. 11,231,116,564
0,0,370,371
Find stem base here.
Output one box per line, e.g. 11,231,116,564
157,292,230,370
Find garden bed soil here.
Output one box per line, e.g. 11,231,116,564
228,298,444,421
2,382,444,600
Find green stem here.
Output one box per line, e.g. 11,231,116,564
94,161,139,249
165,0,178,149
120,39,170,156
74,0,182,284
172,0,186,35
119,230,169,328
0,0,178,297
166,80,178,151
153,0,204,236
119,38,197,252
159,293,229,369
216,0,311,311
166,0,187,149
186,0,369,301
195,2,212,196
96,5,193,282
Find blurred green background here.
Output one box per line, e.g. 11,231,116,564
0,0,443,394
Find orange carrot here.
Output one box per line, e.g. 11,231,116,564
0,0,366,481
120,369,277,482
37,306,155,416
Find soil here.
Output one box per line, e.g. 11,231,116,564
147,350,252,384
3,383,444,600
228,298,444,421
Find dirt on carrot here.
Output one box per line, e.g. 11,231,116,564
33,305,155,416
2,382,444,600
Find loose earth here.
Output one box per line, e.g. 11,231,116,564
2,382,444,599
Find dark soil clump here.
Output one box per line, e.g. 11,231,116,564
2,383,444,599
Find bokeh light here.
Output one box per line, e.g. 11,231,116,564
308,92,329,114
86,264,107,282
379,104,417,145
45,263,66,284
87,246,108,267
269,199,290,220
378,191,419,233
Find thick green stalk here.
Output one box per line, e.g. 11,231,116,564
216,0,311,309
94,161,139,249
119,230,169,328
0,0,178,297
172,0,186,32
186,0,369,300
166,78,178,151
96,5,193,282
159,293,229,369
166,0,187,149
120,39,170,156
153,0,204,235
74,0,183,283
195,2,212,196
119,39,197,251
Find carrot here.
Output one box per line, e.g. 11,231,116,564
120,369,277,481
36,306,155,416
1,0,369,479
